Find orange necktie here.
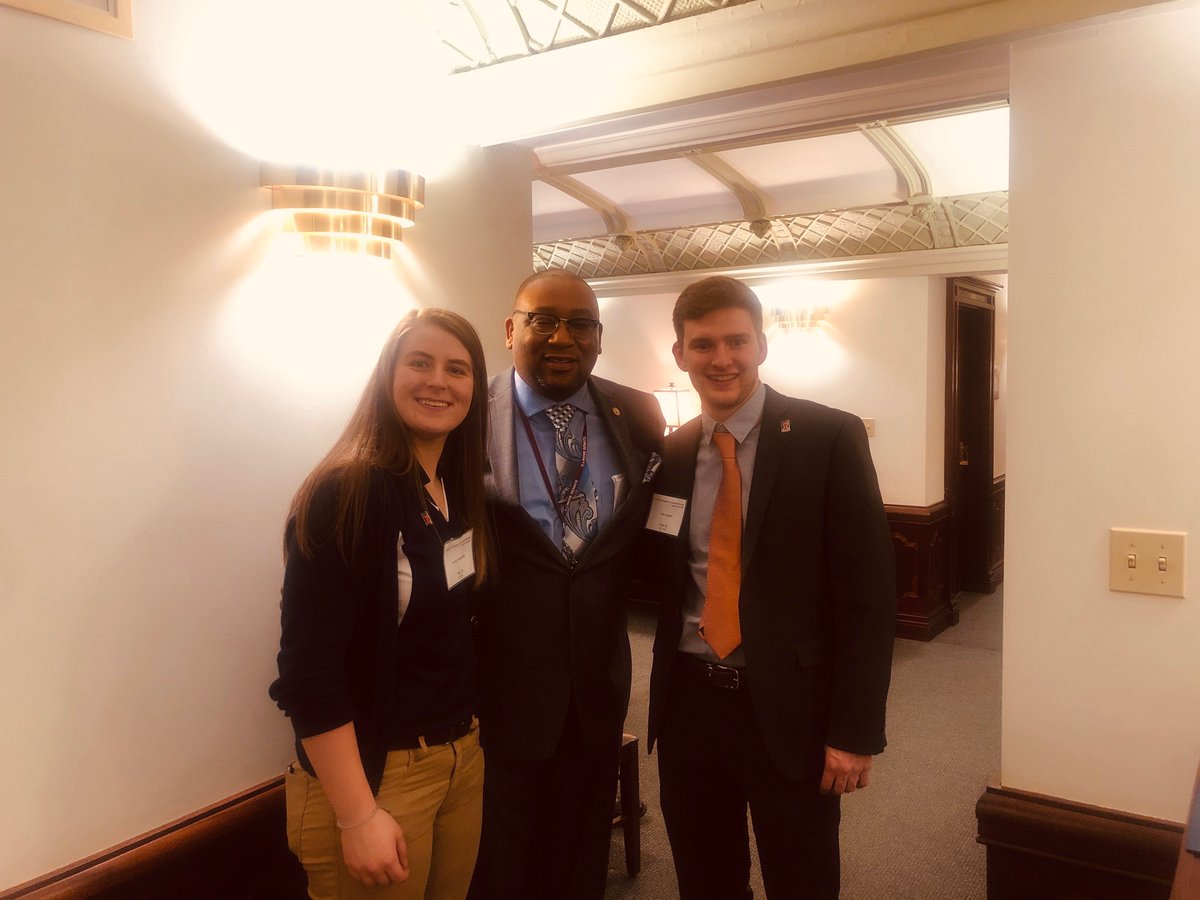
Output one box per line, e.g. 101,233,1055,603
700,429,742,659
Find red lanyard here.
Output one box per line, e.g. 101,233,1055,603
517,404,588,528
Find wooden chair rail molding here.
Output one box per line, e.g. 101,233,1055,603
0,778,306,899
977,784,1185,900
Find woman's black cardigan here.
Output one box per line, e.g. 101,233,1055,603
269,469,409,794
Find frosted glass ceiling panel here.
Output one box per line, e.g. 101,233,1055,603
720,132,901,213
893,106,1009,196
572,159,742,231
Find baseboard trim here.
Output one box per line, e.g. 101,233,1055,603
1,777,306,899
976,784,1184,900
895,598,959,642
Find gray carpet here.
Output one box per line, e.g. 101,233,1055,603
605,589,1003,899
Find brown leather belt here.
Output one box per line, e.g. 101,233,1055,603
391,717,473,750
677,652,748,690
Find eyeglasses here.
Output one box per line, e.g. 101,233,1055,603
511,310,601,338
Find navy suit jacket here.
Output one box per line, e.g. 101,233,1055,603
475,369,664,762
645,386,895,780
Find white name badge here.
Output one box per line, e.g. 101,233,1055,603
645,494,687,537
444,529,475,589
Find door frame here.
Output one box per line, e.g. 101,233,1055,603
945,276,1000,600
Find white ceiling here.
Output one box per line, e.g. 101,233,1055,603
531,105,1010,244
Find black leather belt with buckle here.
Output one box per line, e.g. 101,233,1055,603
678,652,747,690
391,717,473,750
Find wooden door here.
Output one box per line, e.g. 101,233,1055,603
946,278,998,596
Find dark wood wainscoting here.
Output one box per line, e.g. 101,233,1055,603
886,501,954,641
1,778,306,899
976,784,1184,900
989,475,1006,589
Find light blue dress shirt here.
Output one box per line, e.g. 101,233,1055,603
678,381,767,665
512,373,621,551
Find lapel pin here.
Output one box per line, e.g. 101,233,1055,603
781,418,791,433
612,406,621,416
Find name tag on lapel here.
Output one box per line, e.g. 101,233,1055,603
444,530,475,589
645,494,686,536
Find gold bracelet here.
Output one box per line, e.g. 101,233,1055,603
337,805,380,830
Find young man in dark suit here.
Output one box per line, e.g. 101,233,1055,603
644,275,895,900
469,270,664,900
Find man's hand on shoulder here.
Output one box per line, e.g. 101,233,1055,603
820,746,873,795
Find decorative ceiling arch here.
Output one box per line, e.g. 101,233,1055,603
537,173,630,235
684,151,768,225
428,0,757,70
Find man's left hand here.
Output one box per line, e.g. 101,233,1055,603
820,746,873,795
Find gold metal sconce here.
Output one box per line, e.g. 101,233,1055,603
260,165,425,260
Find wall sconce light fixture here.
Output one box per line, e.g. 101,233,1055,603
654,381,690,433
260,164,425,260
766,305,829,333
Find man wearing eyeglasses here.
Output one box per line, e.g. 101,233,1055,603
469,269,664,900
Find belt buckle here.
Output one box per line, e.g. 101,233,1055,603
705,662,739,689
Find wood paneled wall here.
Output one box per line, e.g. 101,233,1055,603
886,475,1005,642
989,475,1006,589
0,780,306,899
977,784,1184,900
887,501,955,641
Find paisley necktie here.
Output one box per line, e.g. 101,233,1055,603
545,403,599,565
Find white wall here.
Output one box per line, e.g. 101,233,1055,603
0,6,530,889
595,274,947,507
401,141,535,371
1004,6,1200,821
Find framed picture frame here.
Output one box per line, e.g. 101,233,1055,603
1,0,132,38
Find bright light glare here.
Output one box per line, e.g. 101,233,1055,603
153,0,464,177
653,383,702,429
762,328,849,391
752,277,857,312
752,278,853,390
676,389,702,423
221,233,417,396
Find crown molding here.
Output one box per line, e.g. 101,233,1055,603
586,245,1009,297
527,49,1010,174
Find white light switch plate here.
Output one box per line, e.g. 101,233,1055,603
862,418,876,438
1109,528,1186,598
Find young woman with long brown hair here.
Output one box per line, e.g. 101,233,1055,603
270,307,494,899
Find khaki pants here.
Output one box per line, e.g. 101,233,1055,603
286,723,484,900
